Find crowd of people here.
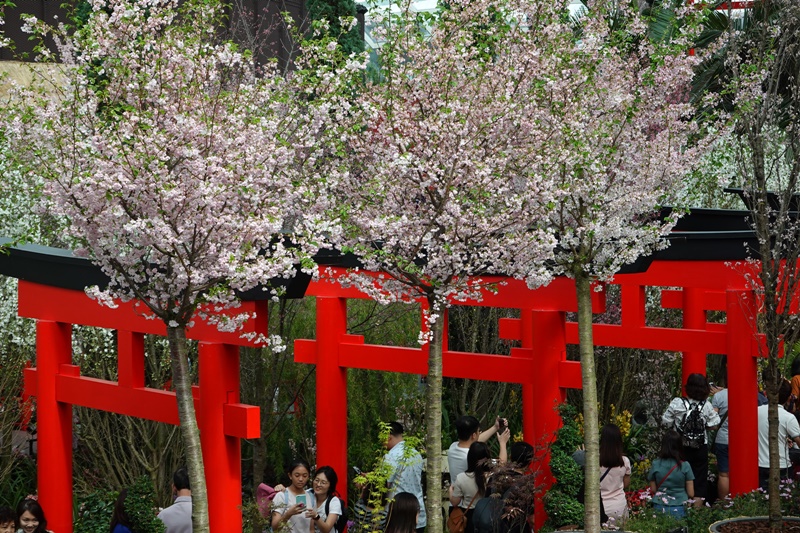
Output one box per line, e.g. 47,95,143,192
140,370,800,533
587,369,800,529
13,375,797,533
262,416,536,533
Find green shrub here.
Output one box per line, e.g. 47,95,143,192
0,456,37,509
543,404,585,530
74,488,117,533
241,500,270,533
548,449,583,497
543,488,584,528
625,509,684,533
124,477,165,533
74,477,163,533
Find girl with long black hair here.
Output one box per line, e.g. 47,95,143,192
598,424,631,526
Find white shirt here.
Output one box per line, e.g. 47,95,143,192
662,397,720,445
712,389,729,445
451,471,481,509
315,496,343,533
273,489,316,533
447,441,469,483
757,404,800,468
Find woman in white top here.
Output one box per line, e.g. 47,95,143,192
450,441,496,533
661,373,720,504
307,466,343,533
272,459,316,533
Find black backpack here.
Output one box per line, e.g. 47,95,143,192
325,496,349,533
678,398,707,449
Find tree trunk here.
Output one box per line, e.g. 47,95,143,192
425,299,445,533
576,273,601,533
167,325,209,533
765,357,781,532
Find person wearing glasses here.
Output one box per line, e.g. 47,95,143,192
306,466,343,533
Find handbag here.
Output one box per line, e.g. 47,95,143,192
447,492,478,533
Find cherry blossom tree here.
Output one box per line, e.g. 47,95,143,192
5,0,361,530
522,4,705,530
697,1,800,526
334,2,562,532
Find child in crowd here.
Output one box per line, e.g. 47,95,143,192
0,507,14,533
271,459,316,533
648,430,695,518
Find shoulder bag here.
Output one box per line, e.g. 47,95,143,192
447,491,479,533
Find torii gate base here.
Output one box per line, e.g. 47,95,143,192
20,281,262,533
297,261,762,531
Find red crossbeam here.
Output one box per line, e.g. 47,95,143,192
17,281,267,347
23,365,259,438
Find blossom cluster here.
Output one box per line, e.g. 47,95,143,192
6,0,362,332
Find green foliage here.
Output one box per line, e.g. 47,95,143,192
307,0,364,56
543,404,585,530
241,499,270,533
542,489,584,528
74,488,117,533
0,457,36,509
625,508,684,533
352,422,424,533
553,405,584,453
352,423,395,533
74,477,164,533
548,450,584,498
124,477,166,533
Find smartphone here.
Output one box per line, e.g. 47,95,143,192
296,494,306,507
498,419,507,433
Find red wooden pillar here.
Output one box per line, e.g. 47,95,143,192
520,310,535,442
199,342,243,531
527,309,567,531
681,288,707,386
315,297,348,492
117,331,145,388
36,320,74,533
726,289,759,494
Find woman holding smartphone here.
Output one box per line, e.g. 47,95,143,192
272,459,316,533
306,466,342,533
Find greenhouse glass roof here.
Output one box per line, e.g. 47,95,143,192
354,0,588,50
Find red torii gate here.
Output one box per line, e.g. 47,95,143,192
17,252,766,532
19,281,262,533
297,261,762,530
